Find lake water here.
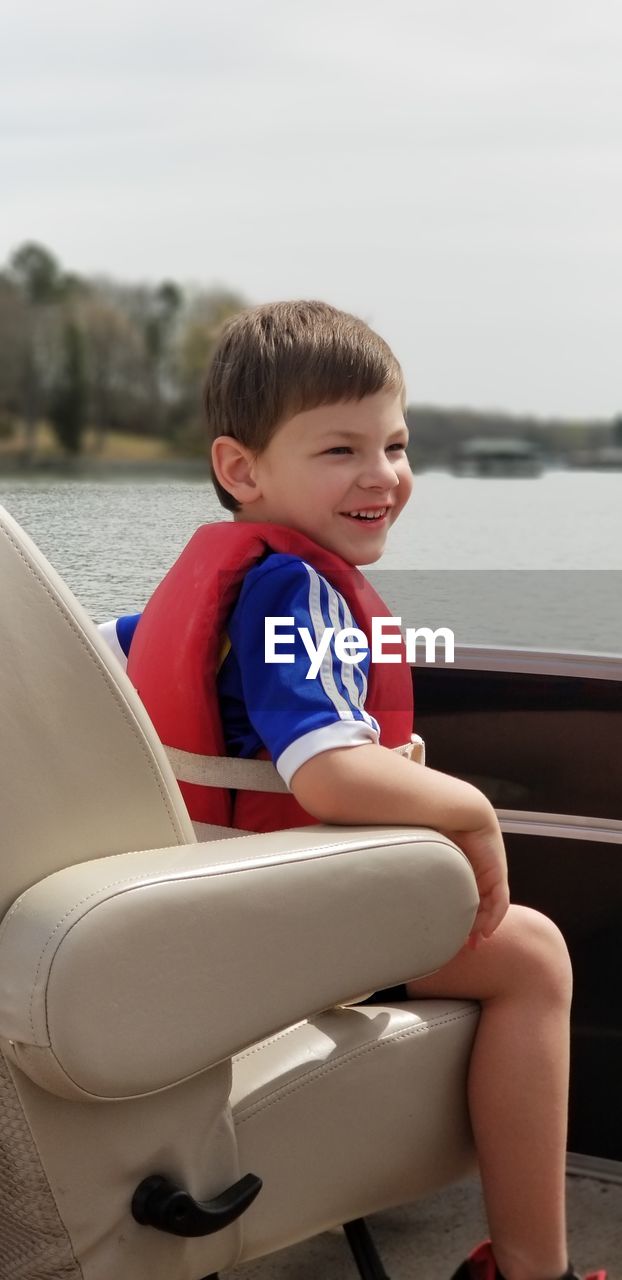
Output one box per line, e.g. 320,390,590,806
1,469,621,656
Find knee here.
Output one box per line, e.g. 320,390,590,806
509,906,573,1007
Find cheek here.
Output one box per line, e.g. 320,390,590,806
397,467,414,505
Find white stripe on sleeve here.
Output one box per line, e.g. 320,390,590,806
98,619,129,672
303,562,352,720
276,721,380,789
326,582,377,731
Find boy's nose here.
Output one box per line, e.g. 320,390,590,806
358,455,401,488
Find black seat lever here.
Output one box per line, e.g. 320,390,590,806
132,1171,263,1237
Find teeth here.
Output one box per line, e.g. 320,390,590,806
348,508,386,519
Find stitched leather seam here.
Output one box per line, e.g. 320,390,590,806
234,1022,308,1063
233,1009,479,1124
0,521,186,842
4,827,441,945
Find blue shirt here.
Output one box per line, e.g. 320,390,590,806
217,553,379,785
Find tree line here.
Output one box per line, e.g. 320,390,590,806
0,242,245,458
1,242,618,465
404,405,621,468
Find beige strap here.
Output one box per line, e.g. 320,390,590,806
166,734,425,795
395,734,426,767
166,746,289,792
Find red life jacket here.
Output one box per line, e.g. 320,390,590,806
127,521,414,833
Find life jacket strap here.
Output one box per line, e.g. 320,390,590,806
396,734,426,767
166,735,426,797
165,747,290,792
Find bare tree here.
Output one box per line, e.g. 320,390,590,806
6,243,66,462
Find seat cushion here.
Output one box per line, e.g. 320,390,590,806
232,998,479,1262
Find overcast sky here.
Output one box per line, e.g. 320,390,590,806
2,0,621,417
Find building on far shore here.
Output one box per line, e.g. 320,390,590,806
405,405,619,472
451,437,543,477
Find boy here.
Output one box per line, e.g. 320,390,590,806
123,301,604,1280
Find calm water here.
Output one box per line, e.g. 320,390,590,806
1,470,621,655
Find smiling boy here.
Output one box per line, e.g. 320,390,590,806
212,389,412,562
124,301,604,1280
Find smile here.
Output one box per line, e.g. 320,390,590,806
343,507,388,521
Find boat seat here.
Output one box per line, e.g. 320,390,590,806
0,503,479,1280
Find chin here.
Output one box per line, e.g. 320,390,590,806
350,545,386,567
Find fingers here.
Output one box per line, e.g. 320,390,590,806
473,890,510,941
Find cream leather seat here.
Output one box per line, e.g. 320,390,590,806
0,504,479,1280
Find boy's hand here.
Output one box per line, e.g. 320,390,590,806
447,819,510,945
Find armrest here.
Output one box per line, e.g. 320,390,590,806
0,825,477,1102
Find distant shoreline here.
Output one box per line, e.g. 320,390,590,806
0,454,210,480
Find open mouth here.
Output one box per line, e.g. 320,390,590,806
343,507,388,522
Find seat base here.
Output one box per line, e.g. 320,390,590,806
232,998,479,1263
344,1218,392,1279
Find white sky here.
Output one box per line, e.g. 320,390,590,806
2,0,621,417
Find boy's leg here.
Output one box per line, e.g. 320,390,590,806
405,904,573,1280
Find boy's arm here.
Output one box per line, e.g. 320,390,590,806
290,744,509,942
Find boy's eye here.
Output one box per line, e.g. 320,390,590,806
322,441,408,457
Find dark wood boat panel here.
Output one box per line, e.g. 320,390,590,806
412,659,622,1161
414,667,622,821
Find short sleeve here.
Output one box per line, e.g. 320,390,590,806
98,614,142,671
223,554,379,786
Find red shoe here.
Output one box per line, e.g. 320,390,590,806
450,1242,500,1280
450,1240,607,1280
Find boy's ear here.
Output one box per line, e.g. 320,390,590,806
211,436,262,505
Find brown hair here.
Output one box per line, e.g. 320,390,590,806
204,299,406,511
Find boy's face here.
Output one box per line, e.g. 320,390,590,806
233,390,412,565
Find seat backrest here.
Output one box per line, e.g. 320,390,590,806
0,504,194,917
0,506,244,1280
